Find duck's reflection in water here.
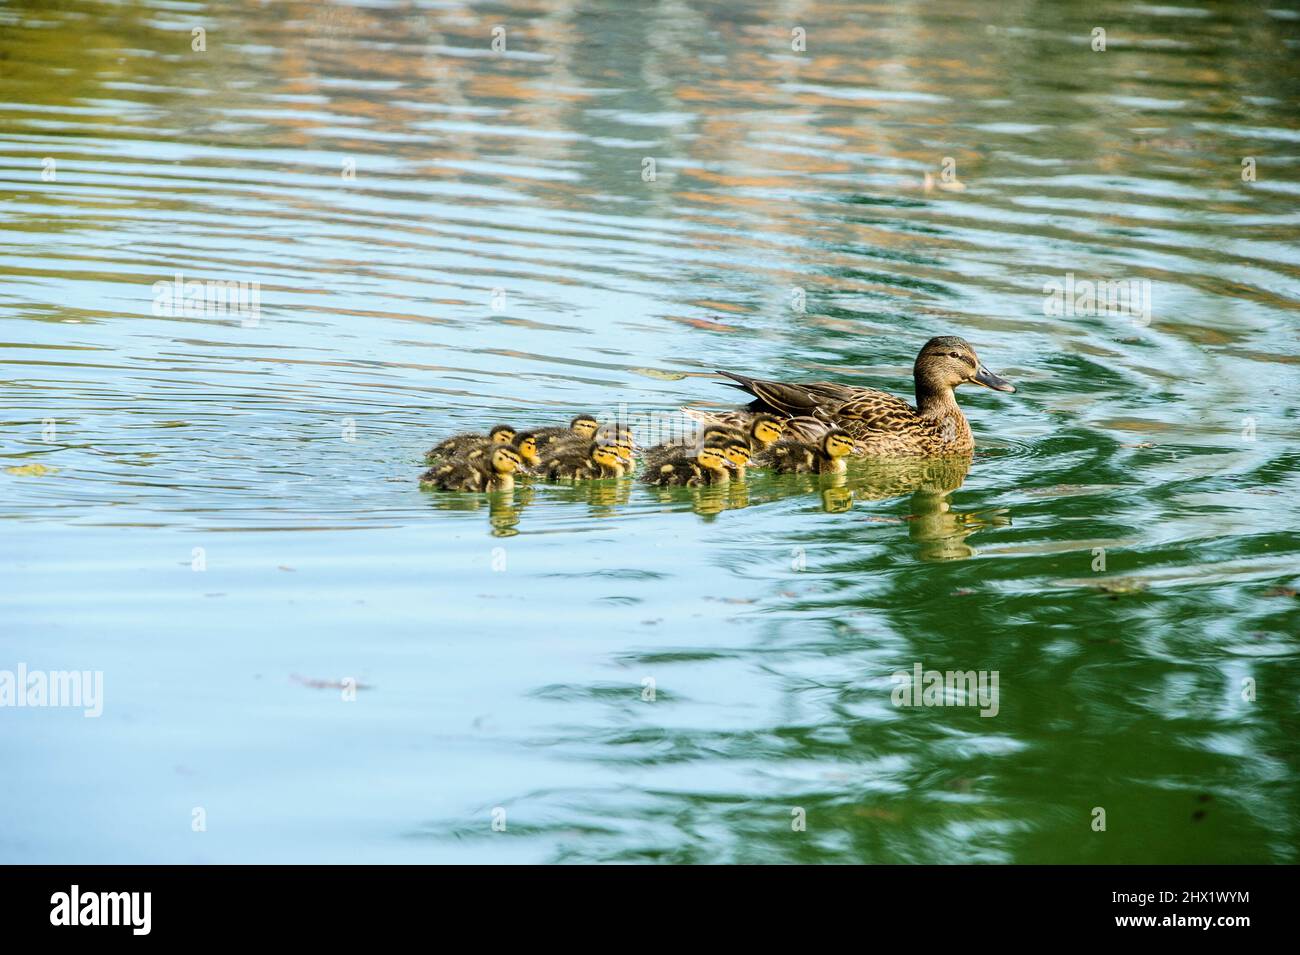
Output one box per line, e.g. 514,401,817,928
422,484,534,537
855,456,1009,560
769,455,999,559
422,457,1005,547
527,476,635,519
579,478,632,515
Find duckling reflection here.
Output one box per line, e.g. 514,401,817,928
689,484,730,517
724,478,751,511
583,476,632,514
488,485,532,537
424,483,533,537
542,476,632,516
644,480,753,516
821,484,853,513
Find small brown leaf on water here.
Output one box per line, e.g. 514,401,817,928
629,367,688,381
1262,586,1298,598
854,807,902,822
5,463,58,477
1092,577,1149,595
665,315,741,333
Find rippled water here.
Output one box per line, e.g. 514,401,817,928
2,0,1298,863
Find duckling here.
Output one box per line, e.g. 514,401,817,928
641,445,733,487
758,429,856,475
420,445,524,492
719,438,753,480
532,414,600,451
425,424,517,463
550,423,632,454
643,424,745,470
547,425,636,472
611,437,637,474
678,409,786,452
543,442,625,481
715,336,1016,456
462,431,542,472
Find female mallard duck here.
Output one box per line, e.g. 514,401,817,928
425,423,517,463
420,445,524,492
532,414,600,450
716,336,1015,456
543,441,625,481
641,444,734,487
757,429,856,475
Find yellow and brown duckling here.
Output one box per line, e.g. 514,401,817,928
425,423,517,463
716,336,1015,456
532,414,600,451
642,444,737,487
542,441,626,481
461,430,542,472
610,435,637,473
719,438,753,479
758,429,856,475
420,445,524,492
643,424,743,470
677,410,786,453
686,408,837,448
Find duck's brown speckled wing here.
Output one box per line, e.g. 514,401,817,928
826,391,919,433
781,415,834,444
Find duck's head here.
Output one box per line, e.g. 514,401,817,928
512,432,540,466
490,446,524,474
489,424,518,444
749,414,785,447
701,424,745,447
590,443,622,470
612,439,636,464
822,429,855,459
595,424,633,444
696,446,729,472
721,440,752,468
915,336,1015,394
570,415,600,439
